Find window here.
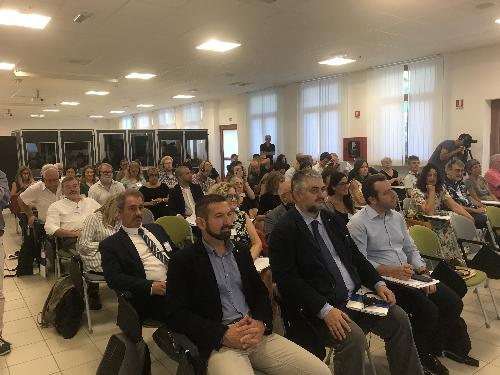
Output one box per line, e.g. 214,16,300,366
183,103,203,128
136,113,151,129
248,90,278,157
367,57,442,165
299,77,342,158
120,116,133,130
157,108,176,128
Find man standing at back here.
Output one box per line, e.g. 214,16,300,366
428,134,468,176
88,163,125,205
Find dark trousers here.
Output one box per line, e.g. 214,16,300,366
134,295,168,324
388,282,463,356
471,212,488,229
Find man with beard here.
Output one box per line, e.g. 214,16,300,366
100,189,175,322
269,169,423,375
165,195,330,375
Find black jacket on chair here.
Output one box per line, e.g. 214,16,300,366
168,183,204,216
165,240,273,364
269,207,382,318
100,223,175,319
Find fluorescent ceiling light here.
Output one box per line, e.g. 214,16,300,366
173,94,196,99
14,70,33,77
196,39,241,52
495,18,500,24
137,104,154,108
125,72,156,80
0,10,51,29
85,90,109,96
0,62,15,71
89,115,103,118
109,110,125,114
30,114,45,118
61,101,79,106
42,109,59,112
319,56,356,66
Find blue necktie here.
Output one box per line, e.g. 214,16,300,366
310,220,348,302
138,228,170,265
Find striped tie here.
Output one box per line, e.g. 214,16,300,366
138,228,170,265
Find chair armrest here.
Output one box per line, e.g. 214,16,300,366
153,326,201,373
421,254,446,263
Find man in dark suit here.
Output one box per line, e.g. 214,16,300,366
165,195,330,375
269,169,423,375
100,189,175,322
168,166,204,221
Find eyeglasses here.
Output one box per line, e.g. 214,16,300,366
100,171,113,175
226,194,239,201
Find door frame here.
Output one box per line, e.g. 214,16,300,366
219,124,237,179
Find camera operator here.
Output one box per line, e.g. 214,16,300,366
428,134,473,176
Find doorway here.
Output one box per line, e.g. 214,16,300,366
491,100,500,155
219,125,238,178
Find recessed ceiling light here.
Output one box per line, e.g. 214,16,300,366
42,109,60,112
30,114,45,118
196,39,241,52
173,95,196,99
85,90,109,96
495,18,500,24
13,70,34,77
0,10,51,29
109,110,125,114
0,62,15,71
125,72,156,80
319,56,356,66
60,101,79,106
137,104,154,108
89,115,103,118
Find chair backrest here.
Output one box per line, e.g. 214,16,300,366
487,206,500,229
142,208,155,224
69,254,84,295
155,216,194,249
117,294,143,344
450,214,482,255
408,224,441,258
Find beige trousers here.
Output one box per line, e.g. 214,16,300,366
207,333,331,375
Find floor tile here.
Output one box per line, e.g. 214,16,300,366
5,341,51,367
3,308,32,324
8,355,59,375
52,343,101,370
474,363,500,374
45,330,93,355
3,301,26,313
3,317,38,336
469,337,500,363
60,359,100,375
7,328,44,349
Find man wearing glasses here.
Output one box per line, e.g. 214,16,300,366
88,163,125,205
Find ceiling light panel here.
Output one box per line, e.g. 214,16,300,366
0,10,51,29
319,56,356,66
125,72,156,80
137,104,154,108
89,115,103,118
42,109,59,112
109,110,125,114
196,39,241,52
61,101,79,106
0,62,15,70
173,95,195,99
85,91,109,96
30,114,45,118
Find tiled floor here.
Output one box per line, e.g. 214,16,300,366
2,211,500,374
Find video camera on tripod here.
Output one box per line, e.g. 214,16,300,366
459,133,477,163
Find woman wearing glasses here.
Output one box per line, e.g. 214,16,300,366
139,166,169,220
323,171,356,225
208,182,262,260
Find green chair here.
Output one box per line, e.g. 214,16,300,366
486,206,500,249
409,224,496,328
155,216,194,249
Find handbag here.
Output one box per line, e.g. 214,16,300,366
431,260,467,298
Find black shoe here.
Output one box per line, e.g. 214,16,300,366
0,338,11,356
421,354,449,375
443,350,480,367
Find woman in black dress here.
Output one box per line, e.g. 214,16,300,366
379,156,402,186
139,166,170,220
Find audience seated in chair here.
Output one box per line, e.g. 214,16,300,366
269,169,424,375
100,189,175,323
263,180,293,243
192,160,216,194
465,159,498,203
139,166,169,220
485,154,500,200
348,174,475,374
404,155,421,197
165,194,331,375
348,159,371,207
323,171,356,226
88,163,125,205
168,166,204,222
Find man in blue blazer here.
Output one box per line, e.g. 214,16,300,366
100,189,176,322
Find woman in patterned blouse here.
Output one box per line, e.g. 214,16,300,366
207,182,262,260
159,156,178,189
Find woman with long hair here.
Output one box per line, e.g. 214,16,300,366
11,166,34,195
465,159,498,202
121,161,145,190
324,171,356,225
115,158,130,182
229,176,257,218
273,154,290,174
411,163,473,261
159,156,178,189
258,171,283,215
207,182,262,260
349,159,370,207
80,165,96,197
139,166,169,219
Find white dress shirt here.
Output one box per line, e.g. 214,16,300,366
19,180,62,221
181,186,197,222
122,226,169,282
88,180,125,205
44,196,101,235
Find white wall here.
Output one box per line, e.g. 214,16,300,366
0,117,117,136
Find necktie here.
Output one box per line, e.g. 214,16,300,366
310,220,348,302
138,228,169,265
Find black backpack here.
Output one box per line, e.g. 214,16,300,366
39,276,84,339
16,233,37,276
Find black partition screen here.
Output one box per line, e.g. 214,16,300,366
21,130,59,173
158,130,184,167
60,130,93,171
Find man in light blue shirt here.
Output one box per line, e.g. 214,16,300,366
348,174,472,374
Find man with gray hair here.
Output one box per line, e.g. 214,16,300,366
88,162,125,205
485,154,500,199
19,164,62,224
269,169,423,375
444,159,487,228
264,180,293,242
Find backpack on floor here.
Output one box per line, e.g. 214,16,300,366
15,232,37,276
38,276,84,339
97,333,151,375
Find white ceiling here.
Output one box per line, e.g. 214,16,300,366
1,0,500,119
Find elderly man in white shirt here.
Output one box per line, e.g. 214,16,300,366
19,164,62,225
88,163,125,205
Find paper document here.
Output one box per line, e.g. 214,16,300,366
254,257,270,273
383,275,439,289
347,287,389,316
481,200,500,206
422,214,451,221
